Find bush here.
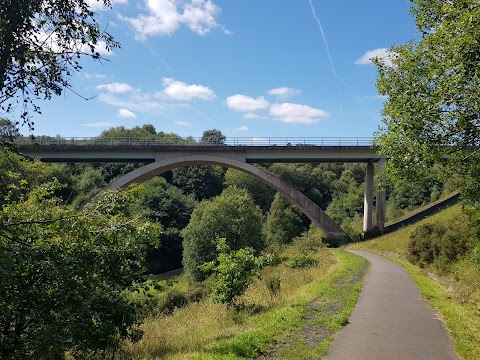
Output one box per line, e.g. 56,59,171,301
408,220,473,269
287,254,318,269
293,225,325,254
264,274,281,297
200,239,271,306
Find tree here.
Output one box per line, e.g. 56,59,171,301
224,167,275,211
134,176,196,273
181,187,264,282
0,0,118,129
375,0,480,206
0,182,161,359
263,193,305,246
172,165,225,201
201,129,226,145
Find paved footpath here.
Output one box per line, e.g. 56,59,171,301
323,250,459,360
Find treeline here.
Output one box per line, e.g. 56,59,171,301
12,124,458,273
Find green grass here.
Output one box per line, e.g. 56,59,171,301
349,204,464,257
117,246,367,359
347,204,480,360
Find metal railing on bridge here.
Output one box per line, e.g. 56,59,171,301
15,136,375,147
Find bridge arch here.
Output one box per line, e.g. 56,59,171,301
106,154,346,237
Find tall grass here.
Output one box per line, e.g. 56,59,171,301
114,239,366,359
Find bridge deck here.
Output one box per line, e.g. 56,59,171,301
18,144,384,163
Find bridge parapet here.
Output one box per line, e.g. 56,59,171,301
14,136,375,147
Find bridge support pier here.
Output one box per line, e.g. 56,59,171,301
376,159,386,231
363,163,374,232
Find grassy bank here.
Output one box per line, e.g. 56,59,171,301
117,247,367,359
348,204,480,360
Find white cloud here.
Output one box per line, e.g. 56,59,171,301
267,87,301,99
355,48,393,67
244,113,261,119
81,122,116,128
98,92,188,115
226,94,269,112
117,108,137,118
161,77,215,101
236,126,248,131
87,0,127,11
175,121,190,126
269,103,329,124
122,0,223,41
97,82,135,93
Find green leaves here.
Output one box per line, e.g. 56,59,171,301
375,0,480,205
0,0,119,129
200,239,271,306
0,182,160,358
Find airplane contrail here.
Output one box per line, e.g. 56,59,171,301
308,0,336,77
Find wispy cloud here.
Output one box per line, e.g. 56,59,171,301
243,113,261,120
308,0,336,77
175,121,191,126
235,126,249,131
97,92,188,115
83,73,108,79
97,82,135,93
355,48,393,67
226,94,269,112
267,87,301,99
81,122,116,128
270,102,329,124
121,0,224,41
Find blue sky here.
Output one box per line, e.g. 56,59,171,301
29,0,418,138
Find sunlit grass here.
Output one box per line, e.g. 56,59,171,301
349,204,464,258
116,243,367,359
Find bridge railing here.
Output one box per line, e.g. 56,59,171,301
14,136,375,147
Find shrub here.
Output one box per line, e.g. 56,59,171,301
200,239,271,306
287,254,318,269
408,219,473,269
293,225,325,254
264,274,281,297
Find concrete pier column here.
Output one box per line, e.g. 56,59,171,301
363,162,374,232
376,159,387,231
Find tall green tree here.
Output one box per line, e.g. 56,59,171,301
375,0,480,206
0,182,161,359
263,193,305,246
181,187,264,282
224,168,275,211
0,0,118,129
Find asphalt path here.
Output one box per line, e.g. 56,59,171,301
323,250,459,360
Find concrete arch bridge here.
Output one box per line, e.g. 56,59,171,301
17,136,387,237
